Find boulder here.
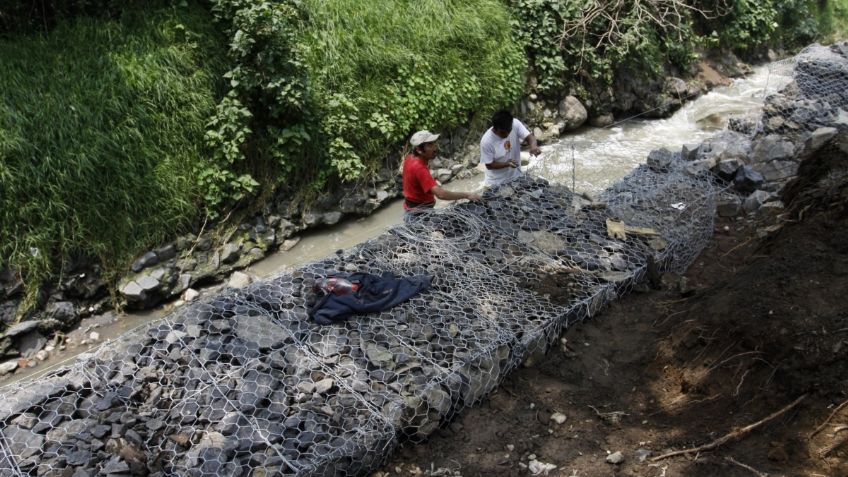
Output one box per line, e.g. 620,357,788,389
681,143,700,162
734,166,765,194
805,127,838,152
228,272,254,289
647,148,673,171
715,158,743,181
760,160,799,182
750,135,795,164
220,243,241,265
743,190,773,213
717,196,742,217
558,96,588,130
589,113,614,128
696,131,752,164
130,251,158,273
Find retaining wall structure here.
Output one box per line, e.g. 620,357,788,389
0,159,718,476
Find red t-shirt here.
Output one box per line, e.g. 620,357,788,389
402,154,437,210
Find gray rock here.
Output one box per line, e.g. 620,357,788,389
760,160,798,182
302,212,321,227
589,113,614,128
221,243,241,264
558,96,588,130
697,131,751,163
154,244,177,261
806,127,838,152
0,360,18,375
46,301,77,323
131,251,158,272
606,451,625,465
681,143,700,161
734,166,765,194
4,425,44,459
715,158,743,181
15,330,47,358
717,197,742,217
314,378,334,394
743,190,773,213
234,314,288,349
647,148,673,171
323,211,343,225
228,272,253,289
751,135,795,164
1,320,39,338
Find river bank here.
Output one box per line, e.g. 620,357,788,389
0,54,754,378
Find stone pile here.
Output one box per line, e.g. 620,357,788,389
0,162,719,475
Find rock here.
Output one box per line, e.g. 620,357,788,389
751,135,795,164
634,448,652,462
35,350,48,361
681,143,700,161
281,237,301,251
605,451,625,465
743,190,773,213
314,378,334,394
131,251,158,273
89,331,100,342
1,320,39,338
550,412,567,424
15,330,47,358
46,301,78,324
665,77,687,97
4,425,44,459
697,131,751,164
182,288,200,302
647,148,673,171
558,96,588,130
221,243,241,264
154,244,177,261
435,168,452,183
228,272,254,289
806,127,838,152
234,314,288,349
734,166,765,194
589,113,614,128
0,360,18,375
760,160,798,182
528,459,557,475
715,158,743,181
323,211,343,225
717,197,742,217
685,157,718,176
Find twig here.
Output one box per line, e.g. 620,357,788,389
816,425,848,457
725,456,768,477
722,236,755,257
707,351,762,374
810,398,848,438
650,394,807,461
734,369,751,397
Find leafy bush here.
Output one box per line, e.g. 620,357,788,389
0,4,226,309
510,0,699,96
207,0,525,191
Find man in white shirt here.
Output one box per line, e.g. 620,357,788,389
480,109,541,186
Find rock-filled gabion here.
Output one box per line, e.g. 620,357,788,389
0,158,718,476
762,43,848,138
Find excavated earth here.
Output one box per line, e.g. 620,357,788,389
379,134,848,476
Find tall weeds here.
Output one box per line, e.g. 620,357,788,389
0,5,226,311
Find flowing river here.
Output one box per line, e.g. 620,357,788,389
4,64,791,385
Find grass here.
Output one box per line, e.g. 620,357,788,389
296,0,526,179
0,4,226,312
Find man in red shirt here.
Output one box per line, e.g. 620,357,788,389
402,130,481,221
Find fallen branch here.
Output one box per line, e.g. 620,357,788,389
725,456,768,477
810,398,848,438
650,394,807,461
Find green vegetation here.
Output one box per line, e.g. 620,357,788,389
204,0,525,203
0,4,226,310
1,0,846,314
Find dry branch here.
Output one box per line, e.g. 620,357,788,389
650,394,807,461
809,398,848,438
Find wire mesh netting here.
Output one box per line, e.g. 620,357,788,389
4,41,846,477
0,154,720,475
761,43,848,138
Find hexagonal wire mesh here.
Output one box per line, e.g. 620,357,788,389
9,41,845,477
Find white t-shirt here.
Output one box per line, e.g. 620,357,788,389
480,118,530,186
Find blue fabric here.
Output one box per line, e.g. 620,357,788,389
309,272,432,325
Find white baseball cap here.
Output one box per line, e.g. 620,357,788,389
409,130,440,147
